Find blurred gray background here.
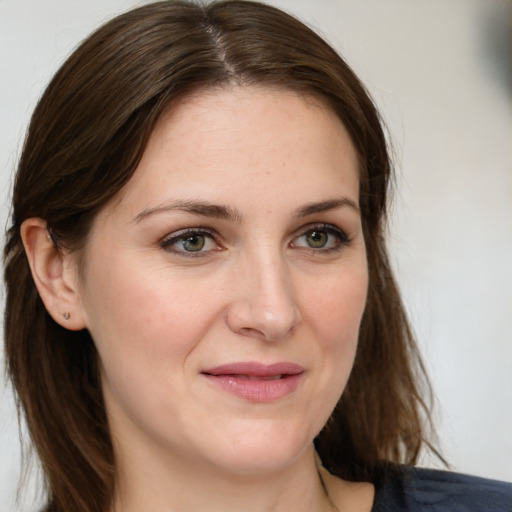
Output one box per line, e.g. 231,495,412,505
1,0,511,510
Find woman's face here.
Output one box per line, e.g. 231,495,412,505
75,87,368,475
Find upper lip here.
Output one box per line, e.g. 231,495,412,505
202,362,305,377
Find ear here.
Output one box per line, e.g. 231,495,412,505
21,218,87,330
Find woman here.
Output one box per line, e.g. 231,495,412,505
3,1,511,511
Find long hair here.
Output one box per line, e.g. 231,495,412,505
4,1,440,511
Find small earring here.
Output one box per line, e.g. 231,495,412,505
63,312,71,320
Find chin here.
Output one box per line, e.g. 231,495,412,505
196,419,318,475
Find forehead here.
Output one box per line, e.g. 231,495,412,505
107,86,360,218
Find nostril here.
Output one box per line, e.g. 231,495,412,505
239,327,266,338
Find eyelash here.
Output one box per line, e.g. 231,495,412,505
160,228,220,257
292,224,350,254
159,224,350,257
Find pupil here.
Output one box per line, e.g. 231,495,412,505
183,235,205,251
308,230,327,248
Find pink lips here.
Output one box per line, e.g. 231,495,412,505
202,362,305,402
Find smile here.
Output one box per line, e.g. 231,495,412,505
202,362,305,402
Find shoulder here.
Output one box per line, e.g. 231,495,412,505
372,465,512,512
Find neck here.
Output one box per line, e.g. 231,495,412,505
113,444,338,512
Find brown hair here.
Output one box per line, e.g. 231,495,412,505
4,1,440,511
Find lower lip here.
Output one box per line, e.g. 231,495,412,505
203,373,303,402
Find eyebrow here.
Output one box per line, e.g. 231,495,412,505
133,200,243,224
133,196,359,224
294,197,359,217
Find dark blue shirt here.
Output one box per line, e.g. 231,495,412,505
372,466,512,511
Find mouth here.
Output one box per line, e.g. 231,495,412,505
201,362,305,402
222,374,284,381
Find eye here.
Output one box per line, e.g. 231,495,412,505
304,229,329,249
292,224,349,252
161,229,220,255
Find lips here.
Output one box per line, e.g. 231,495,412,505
202,362,305,402
226,374,283,381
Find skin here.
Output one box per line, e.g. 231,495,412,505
22,87,374,511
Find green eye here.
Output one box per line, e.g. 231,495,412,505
305,230,328,248
292,224,349,253
181,234,206,252
161,229,218,255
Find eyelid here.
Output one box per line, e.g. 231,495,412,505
294,222,349,239
159,222,350,258
290,223,350,251
160,227,222,256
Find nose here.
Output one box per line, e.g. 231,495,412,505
225,252,302,341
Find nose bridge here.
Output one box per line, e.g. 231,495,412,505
227,243,301,341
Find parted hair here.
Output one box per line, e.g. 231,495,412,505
4,2,440,511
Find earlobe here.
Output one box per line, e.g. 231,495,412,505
21,218,87,331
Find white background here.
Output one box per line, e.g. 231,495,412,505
1,0,511,510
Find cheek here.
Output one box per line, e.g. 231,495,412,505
85,265,219,361
81,252,237,418
81,259,224,425
305,265,368,345
302,265,368,399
